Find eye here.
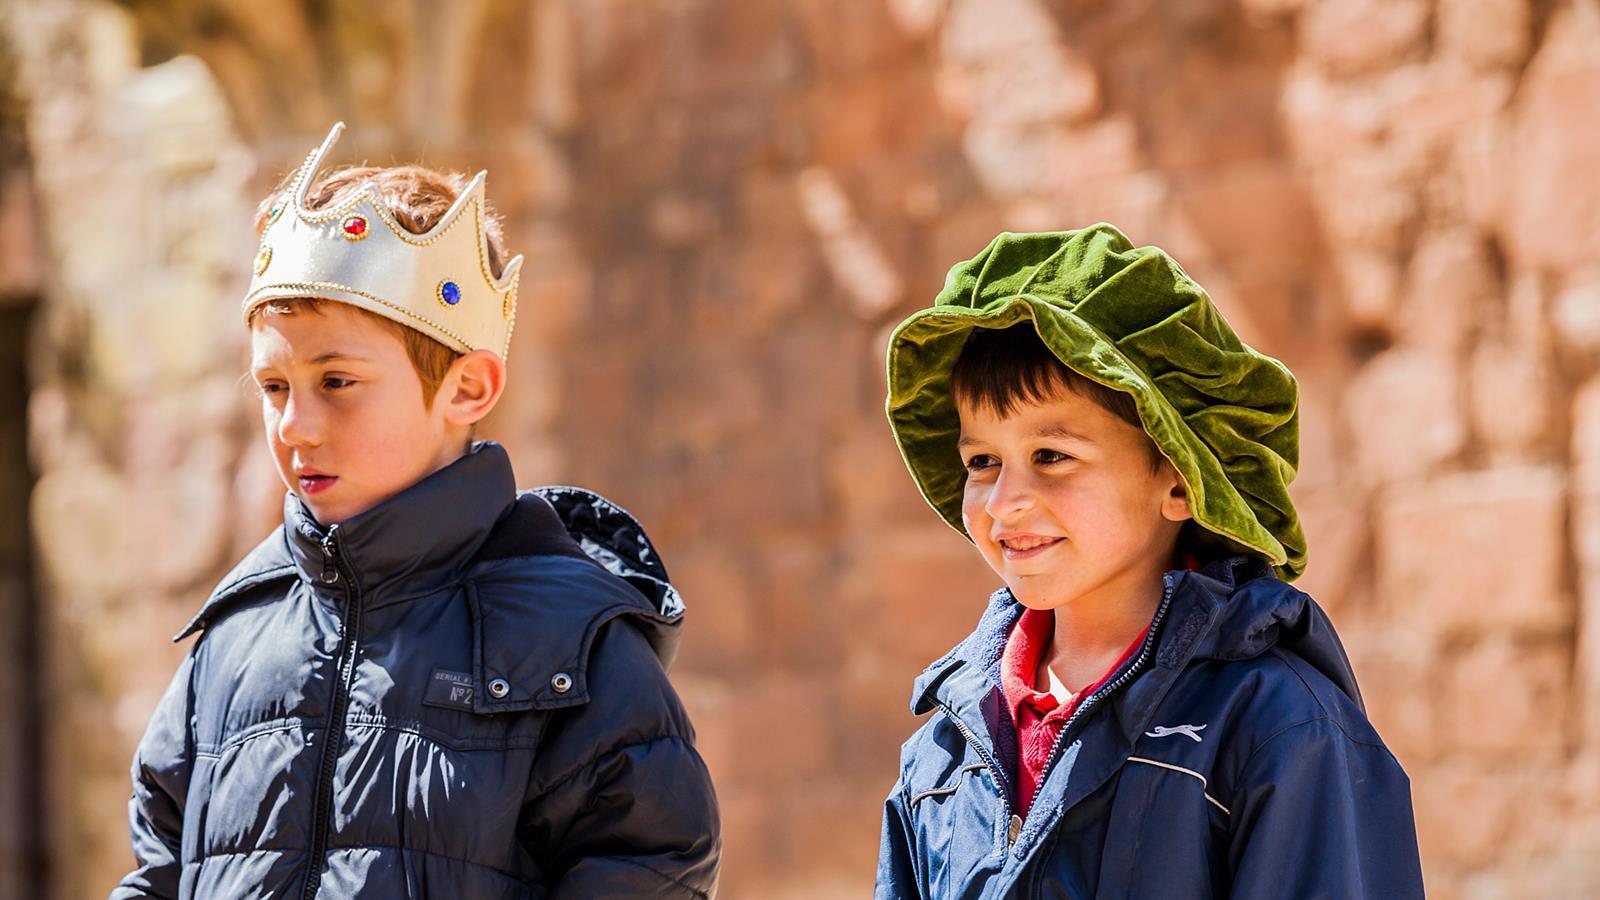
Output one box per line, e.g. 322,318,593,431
963,453,998,472
257,381,287,397
1035,448,1073,465
322,376,354,391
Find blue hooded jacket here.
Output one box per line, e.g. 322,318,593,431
875,557,1423,898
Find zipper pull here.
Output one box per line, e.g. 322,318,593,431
319,525,340,584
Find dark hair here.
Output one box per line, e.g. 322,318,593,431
950,323,1165,472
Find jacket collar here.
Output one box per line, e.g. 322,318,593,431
907,556,1290,856
910,555,1276,718
175,451,694,691
280,441,517,605
180,442,519,641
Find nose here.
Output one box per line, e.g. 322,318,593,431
985,463,1037,521
276,392,322,448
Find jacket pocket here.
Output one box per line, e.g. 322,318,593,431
349,709,547,753
906,759,1005,897
909,761,990,810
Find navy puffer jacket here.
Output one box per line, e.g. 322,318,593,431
876,557,1423,899
112,442,721,899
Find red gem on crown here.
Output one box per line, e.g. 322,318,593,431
342,215,369,240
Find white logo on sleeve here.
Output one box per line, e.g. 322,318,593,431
1146,724,1207,742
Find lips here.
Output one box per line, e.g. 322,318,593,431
296,470,337,495
996,533,1064,559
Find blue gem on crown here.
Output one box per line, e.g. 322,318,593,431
438,279,462,307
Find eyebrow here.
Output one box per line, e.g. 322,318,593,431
1035,424,1095,443
250,351,369,372
957,425,1095,449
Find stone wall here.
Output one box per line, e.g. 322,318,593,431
4,0,1599,896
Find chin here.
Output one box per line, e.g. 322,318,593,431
300,501,336,527
297,494,350,528
1004,579,1069,611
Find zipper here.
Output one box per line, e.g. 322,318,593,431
928,695,1017,849
300,524,362,900
317,533,339,584
1018,571,1179,833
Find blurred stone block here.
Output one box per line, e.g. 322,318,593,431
1375,467,1571,637
1343,349,1466,486
1300,0,1430,78
1508,7,1600,270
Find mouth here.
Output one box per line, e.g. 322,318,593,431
297,472,337,495
997,534,1065,560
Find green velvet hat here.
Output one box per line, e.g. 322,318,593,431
885,224,1306,581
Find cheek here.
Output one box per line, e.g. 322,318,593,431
261,404,282,443
1070,480,1153,538
1039,480,1125,541
1113,473,1169,521
1034,479,1081,516
961,486,1005,563
350,395,439,460
961,481,990,524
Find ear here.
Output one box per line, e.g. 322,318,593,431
436,349,506,426
1161,467,1193,524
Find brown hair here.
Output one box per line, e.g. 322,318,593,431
247,165,512,408
950,323,1166,472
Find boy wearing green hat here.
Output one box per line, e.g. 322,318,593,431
875,225,1423,898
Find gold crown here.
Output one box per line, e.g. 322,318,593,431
243,122,524,358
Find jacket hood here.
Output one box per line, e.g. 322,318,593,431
1176,557,1360,707
914,557,1359,715
885,225,1306,580
521,485,686,669
177,444,686,674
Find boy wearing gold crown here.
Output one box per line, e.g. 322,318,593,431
111,125,721,900
875,227,1422,897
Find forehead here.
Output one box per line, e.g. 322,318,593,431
249,303,406,365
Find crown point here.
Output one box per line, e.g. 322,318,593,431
438,279,462,307
341,215,369,240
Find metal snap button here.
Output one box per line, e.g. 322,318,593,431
488,678,510,699
551,672,573,694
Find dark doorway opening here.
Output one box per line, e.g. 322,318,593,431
0,295,45,900
1,33,47,899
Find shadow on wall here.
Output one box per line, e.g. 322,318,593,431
0,28,47,900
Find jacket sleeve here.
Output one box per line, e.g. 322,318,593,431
874,778,921,900
1225,718,1425,899
110,650,196,900
519,620,721,899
